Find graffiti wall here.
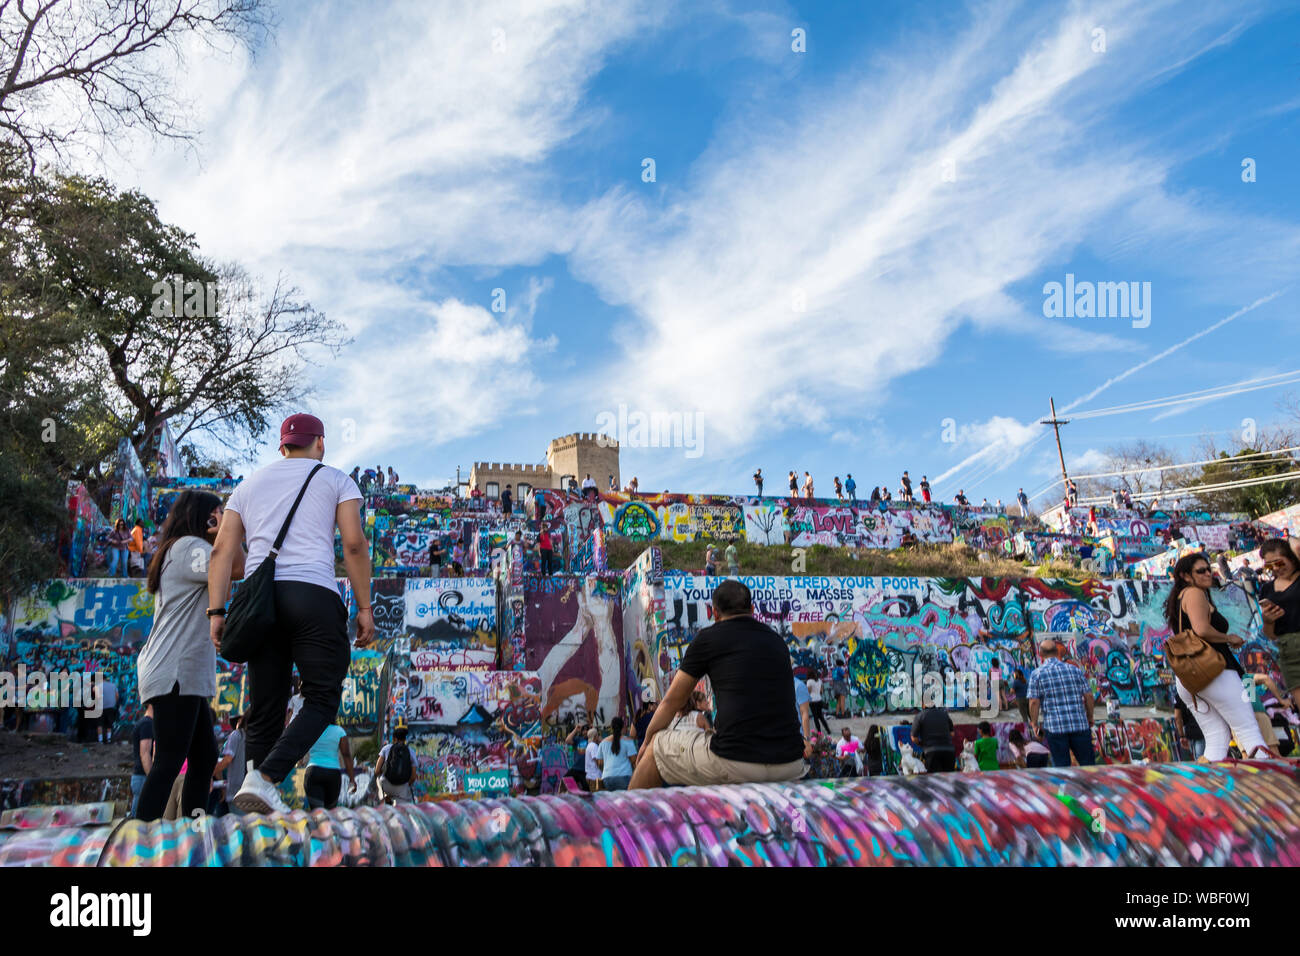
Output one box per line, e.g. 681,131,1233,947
660,574,1278,710
143,419,181,479
62,483,110,577
107,438,149,525
3,763,1296,867
1259,503,1300,537
622,546,668,709
523,575,625,725
404,578,497,670
405,672,542,797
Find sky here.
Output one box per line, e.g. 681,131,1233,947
105,0,1300,504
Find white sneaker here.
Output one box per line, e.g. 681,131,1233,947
231,768,291,815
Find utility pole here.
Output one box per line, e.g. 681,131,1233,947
1041,397,1071,504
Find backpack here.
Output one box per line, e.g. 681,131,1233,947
384,741,412,785
1165,604,1224,702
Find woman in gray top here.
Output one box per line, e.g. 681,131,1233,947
134,491,244,821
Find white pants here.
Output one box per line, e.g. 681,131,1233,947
1175,670,1268,761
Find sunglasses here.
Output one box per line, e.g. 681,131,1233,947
1192,567,1212,575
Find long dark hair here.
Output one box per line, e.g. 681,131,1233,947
610,716,624,756
1163,552,1210,632
865,724,881,758
147,490,222,594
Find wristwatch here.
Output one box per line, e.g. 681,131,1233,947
206,607,226,618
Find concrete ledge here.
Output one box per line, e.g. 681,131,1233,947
0,762,1296,866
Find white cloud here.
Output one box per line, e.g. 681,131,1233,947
565,0,1280,465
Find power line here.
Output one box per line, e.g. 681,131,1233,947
1069,445,1300,481
1071,468,1300,507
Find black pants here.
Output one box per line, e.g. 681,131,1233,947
304,766,343,809
246,582,350,783
135,685,218,821
923,749,956,773
540,550,553,575
810,701,832,734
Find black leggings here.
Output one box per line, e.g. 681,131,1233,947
135,685,217,822
810,701,832,734
304,766,343,809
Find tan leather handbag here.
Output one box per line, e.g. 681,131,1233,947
1165,604,1225,700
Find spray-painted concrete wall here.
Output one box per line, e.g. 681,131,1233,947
2,762,1296,867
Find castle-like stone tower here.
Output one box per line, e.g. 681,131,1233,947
468,432,620,498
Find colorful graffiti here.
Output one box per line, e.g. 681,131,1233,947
524,575,625,725
2,762,1296,866
404,578,497,670
62,482,110,577
107,438,149,525
659,574,1279,710
622,546,668,708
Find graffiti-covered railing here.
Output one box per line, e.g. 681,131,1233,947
2,762,1296,866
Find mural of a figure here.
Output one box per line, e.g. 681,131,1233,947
536,580,622,723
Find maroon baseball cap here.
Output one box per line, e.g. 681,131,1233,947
279,413,324,448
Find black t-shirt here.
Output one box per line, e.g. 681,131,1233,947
131,717,154,775
678,616,803,764
1261,577,1300,636
910,708,954,752
901,475,912,491
429,543,444,566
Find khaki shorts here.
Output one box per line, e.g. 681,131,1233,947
1275,632,1300,694
378,779,414,803
652,728,805,787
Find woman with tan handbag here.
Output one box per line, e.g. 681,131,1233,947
1163,553,1272,760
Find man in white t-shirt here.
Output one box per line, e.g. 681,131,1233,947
208,413,375,815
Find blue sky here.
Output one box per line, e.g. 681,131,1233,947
115,0,1300,503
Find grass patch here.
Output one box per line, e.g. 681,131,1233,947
604,538,1095,581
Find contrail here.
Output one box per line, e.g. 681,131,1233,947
1060,290,1283,414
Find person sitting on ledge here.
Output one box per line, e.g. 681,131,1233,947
630,580,808,789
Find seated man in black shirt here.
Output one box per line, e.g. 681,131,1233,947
630,580,809,788
910,704,956,772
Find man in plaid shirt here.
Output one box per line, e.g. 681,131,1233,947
1027,639,1095,767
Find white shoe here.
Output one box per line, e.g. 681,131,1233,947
231,768,290,815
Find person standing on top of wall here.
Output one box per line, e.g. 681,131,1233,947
207,414,375,815
900,471,913,502
532,486,547,521
788,470,798,497
538,526,554,576
1017,488,1030,516
753,468,763,497
920,476,931,504
428,537,445,579
845,474,856,502
833,476,844,501
630,580,809,789
135,490,242,821
802,472,814,499
501,484,513,516
349,466,361,488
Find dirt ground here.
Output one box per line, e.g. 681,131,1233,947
0,732,135,780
